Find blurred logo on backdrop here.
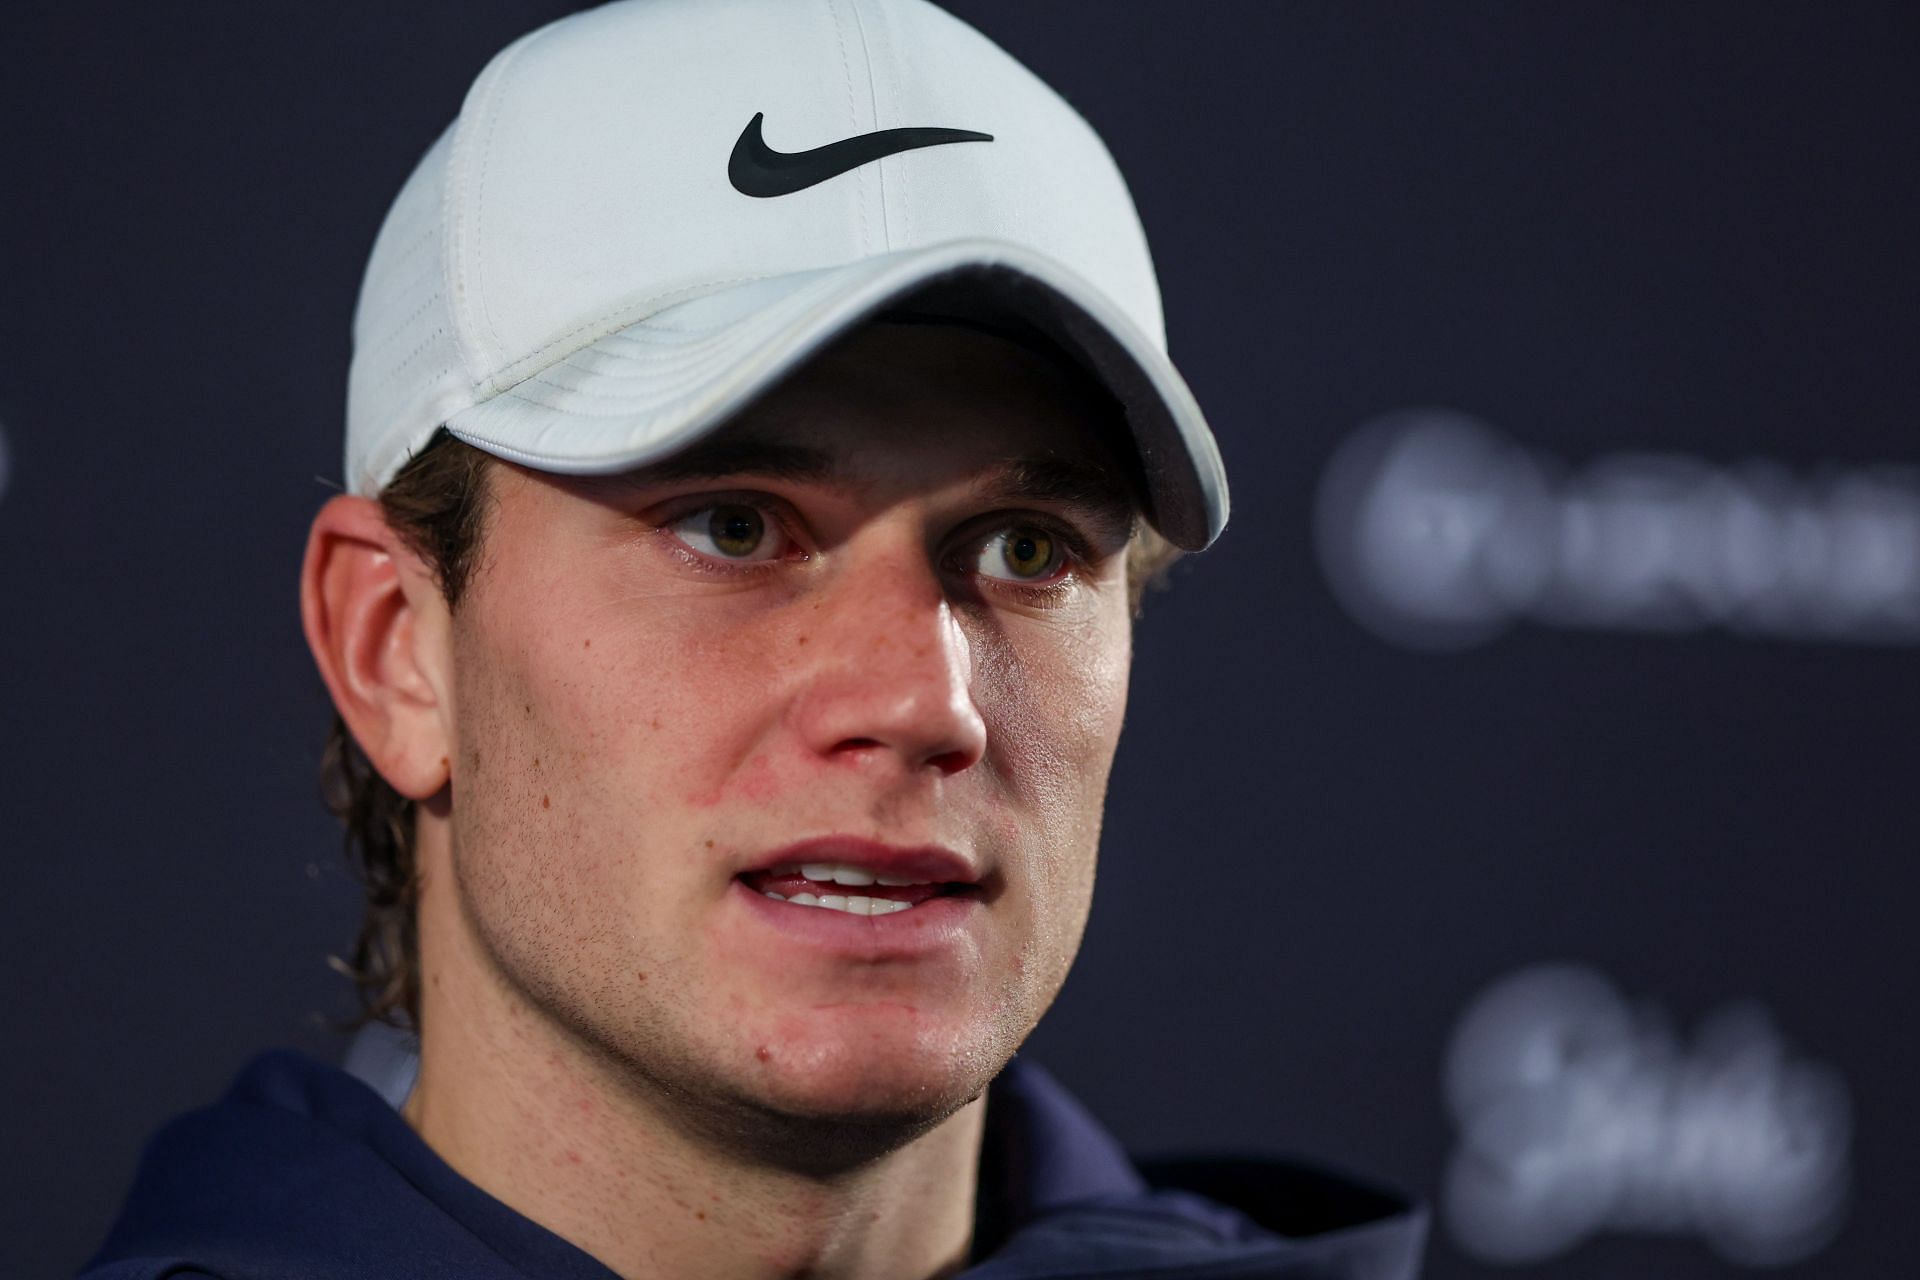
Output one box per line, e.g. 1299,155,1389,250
1315,410,1920,650
1443,963,1851,1267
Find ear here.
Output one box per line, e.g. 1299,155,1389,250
300,494,453,800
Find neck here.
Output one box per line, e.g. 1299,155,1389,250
404,833,985,1280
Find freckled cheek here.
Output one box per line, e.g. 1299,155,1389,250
518,605,790,819
452,620,641,868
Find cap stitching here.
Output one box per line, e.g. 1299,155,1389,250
552,298,814,369
470,56,516,367
844,0,892,253
393,328,449,378
516,348,738,408
503,239,1029,385
545,336,754,388
876,0,914,248
463,29,549,377
597,319,760,347
383,215,439,281
485,273,774,391
361,290,444,359
525,318,778,388
825,0,872,257
570,332,745,370
373,327,450,392
438,86,468,391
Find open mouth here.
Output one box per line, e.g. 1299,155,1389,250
737,862,980,917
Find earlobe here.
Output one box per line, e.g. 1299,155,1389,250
300,494,452,801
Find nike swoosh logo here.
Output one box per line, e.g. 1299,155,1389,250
728,112,993,198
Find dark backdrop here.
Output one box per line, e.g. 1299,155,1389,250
4,3,1915,1276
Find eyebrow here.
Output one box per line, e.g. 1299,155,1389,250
622,428,1141,547
631,431,840,487
975,452,1139,547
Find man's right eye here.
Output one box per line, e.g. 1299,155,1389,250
664,502,788,563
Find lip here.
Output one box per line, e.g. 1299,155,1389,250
737,835,982,886
730,877,986,959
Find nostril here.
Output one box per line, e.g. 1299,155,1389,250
925,748,974,775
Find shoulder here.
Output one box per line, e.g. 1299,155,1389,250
979,1060,1429,1278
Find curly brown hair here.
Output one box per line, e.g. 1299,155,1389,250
323,419,1186,1030
321,432,494,1030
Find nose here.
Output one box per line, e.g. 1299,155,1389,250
786,543,989,778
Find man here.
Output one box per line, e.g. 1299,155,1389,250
83,1,1425,1276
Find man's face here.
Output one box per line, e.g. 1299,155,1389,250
436,322,1138,1132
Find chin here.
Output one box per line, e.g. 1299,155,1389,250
738,1005,1008,1126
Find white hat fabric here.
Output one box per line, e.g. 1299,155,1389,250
346,0,1229,549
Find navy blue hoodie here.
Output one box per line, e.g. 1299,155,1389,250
81,1045,1425,1279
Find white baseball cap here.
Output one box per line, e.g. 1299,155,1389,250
346,0,1229,550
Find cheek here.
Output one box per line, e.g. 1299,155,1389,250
979,610,1131,823
973,610,1131,931
449,581,789,871
445,586,675,918
448,634,605,923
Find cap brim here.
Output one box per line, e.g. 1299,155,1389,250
444,238,1228,550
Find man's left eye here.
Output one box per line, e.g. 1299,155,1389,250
666,502,1069,585
667,503,786,562
973,526,1064,584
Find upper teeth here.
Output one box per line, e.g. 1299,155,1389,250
781,862,928,887
768,892,914,916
